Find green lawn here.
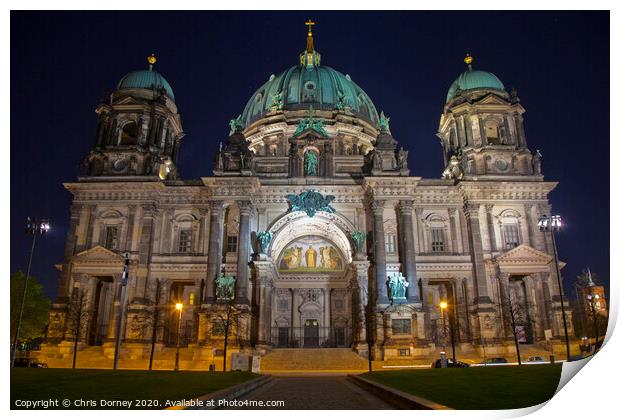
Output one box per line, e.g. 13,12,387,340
363,364,562,410
11,369,258,410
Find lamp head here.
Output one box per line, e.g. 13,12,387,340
175,302,183,311
439,301,448,309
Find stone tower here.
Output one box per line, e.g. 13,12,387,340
79,54,184,180
438,54,542,180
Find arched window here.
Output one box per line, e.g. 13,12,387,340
485,120,501,145
499,210,522,250
423,213,449,253
119,122,138,145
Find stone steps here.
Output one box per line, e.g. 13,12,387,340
260,348,369,372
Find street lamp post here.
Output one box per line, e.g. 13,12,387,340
174,302,183,371
11,218,50,367
439,301,448,368
112,253,130,370
538,214,571,361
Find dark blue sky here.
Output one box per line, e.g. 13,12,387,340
11,11,609,299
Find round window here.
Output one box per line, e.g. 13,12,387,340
304,81,316,91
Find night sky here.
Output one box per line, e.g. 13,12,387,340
10,11,609,300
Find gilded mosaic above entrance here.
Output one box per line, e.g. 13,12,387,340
278,236,344,272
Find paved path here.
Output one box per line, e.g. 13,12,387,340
229,375,395,410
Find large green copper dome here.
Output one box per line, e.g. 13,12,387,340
117,67,175,101
241,65,380,127
446,69,505,103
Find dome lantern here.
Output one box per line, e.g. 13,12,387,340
445,54,505,103
300,19,321,69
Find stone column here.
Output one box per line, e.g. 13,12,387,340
523,276,541,340
371,200,389,304
414,207,424,253
478,115,487,145
124,205,137,252
448,208,459,254
84,205,97,248
454,278,470,341
463,203,491,304
503,115,513,145
398,200,420,303
515,113,528,149
498,272,511,339
485,205,497,252
135,205,156,301
57,204,83,300
352,260,370,347
205,201,225,303
523,204,535,247
457,115,467,148
324,288,331,340
197,208,209,254
465,115,474,147
235,200,253,304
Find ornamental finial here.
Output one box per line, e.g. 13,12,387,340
147,53,157,70
305,19,316,52
464,53,473,70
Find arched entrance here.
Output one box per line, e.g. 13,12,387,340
266,211,357,348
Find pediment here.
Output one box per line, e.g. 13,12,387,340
72,246,124,265
293,128,331,140
495,244,553,265
476,94,510,106
112,95,147,107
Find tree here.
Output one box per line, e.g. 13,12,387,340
501,289,530,365
10,271,50,350
211,301,251,372
65,288,92,369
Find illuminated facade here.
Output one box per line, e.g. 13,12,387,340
42,24,575,367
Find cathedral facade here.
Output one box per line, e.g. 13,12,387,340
43,25,574,367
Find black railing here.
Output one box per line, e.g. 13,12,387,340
270,326,352,348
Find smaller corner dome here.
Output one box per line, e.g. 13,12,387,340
446,69,505,103
117,68,175,101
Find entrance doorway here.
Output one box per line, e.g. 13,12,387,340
304,319,319,347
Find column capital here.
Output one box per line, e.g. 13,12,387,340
370,200,385,215
463,202,480,217
414,207,424,216
484,204,494,213
141,203,158,218
237,200,254,216
70,204,84,218
209,200,225,215
448,207,457,216
498,272,510,283
397,200,415,214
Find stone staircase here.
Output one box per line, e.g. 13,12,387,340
260,348,369,372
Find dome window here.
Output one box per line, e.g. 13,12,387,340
119,122,138,145
304,81,316,91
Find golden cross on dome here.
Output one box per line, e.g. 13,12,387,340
305,19,316,34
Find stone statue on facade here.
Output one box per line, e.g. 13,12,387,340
377,111,391,133
397,147,408,170
442,154,464,180
350,231,366,255
286,189,336,217
532,149,542,175
256,231,272,255
304,150,318,176
270,90,284,111
228,115,244,136
215,272,236,301
387,272,409,301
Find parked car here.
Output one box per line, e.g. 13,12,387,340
12,357,47,368
482,357,508,365
431,358,470,368
525,356,546,363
